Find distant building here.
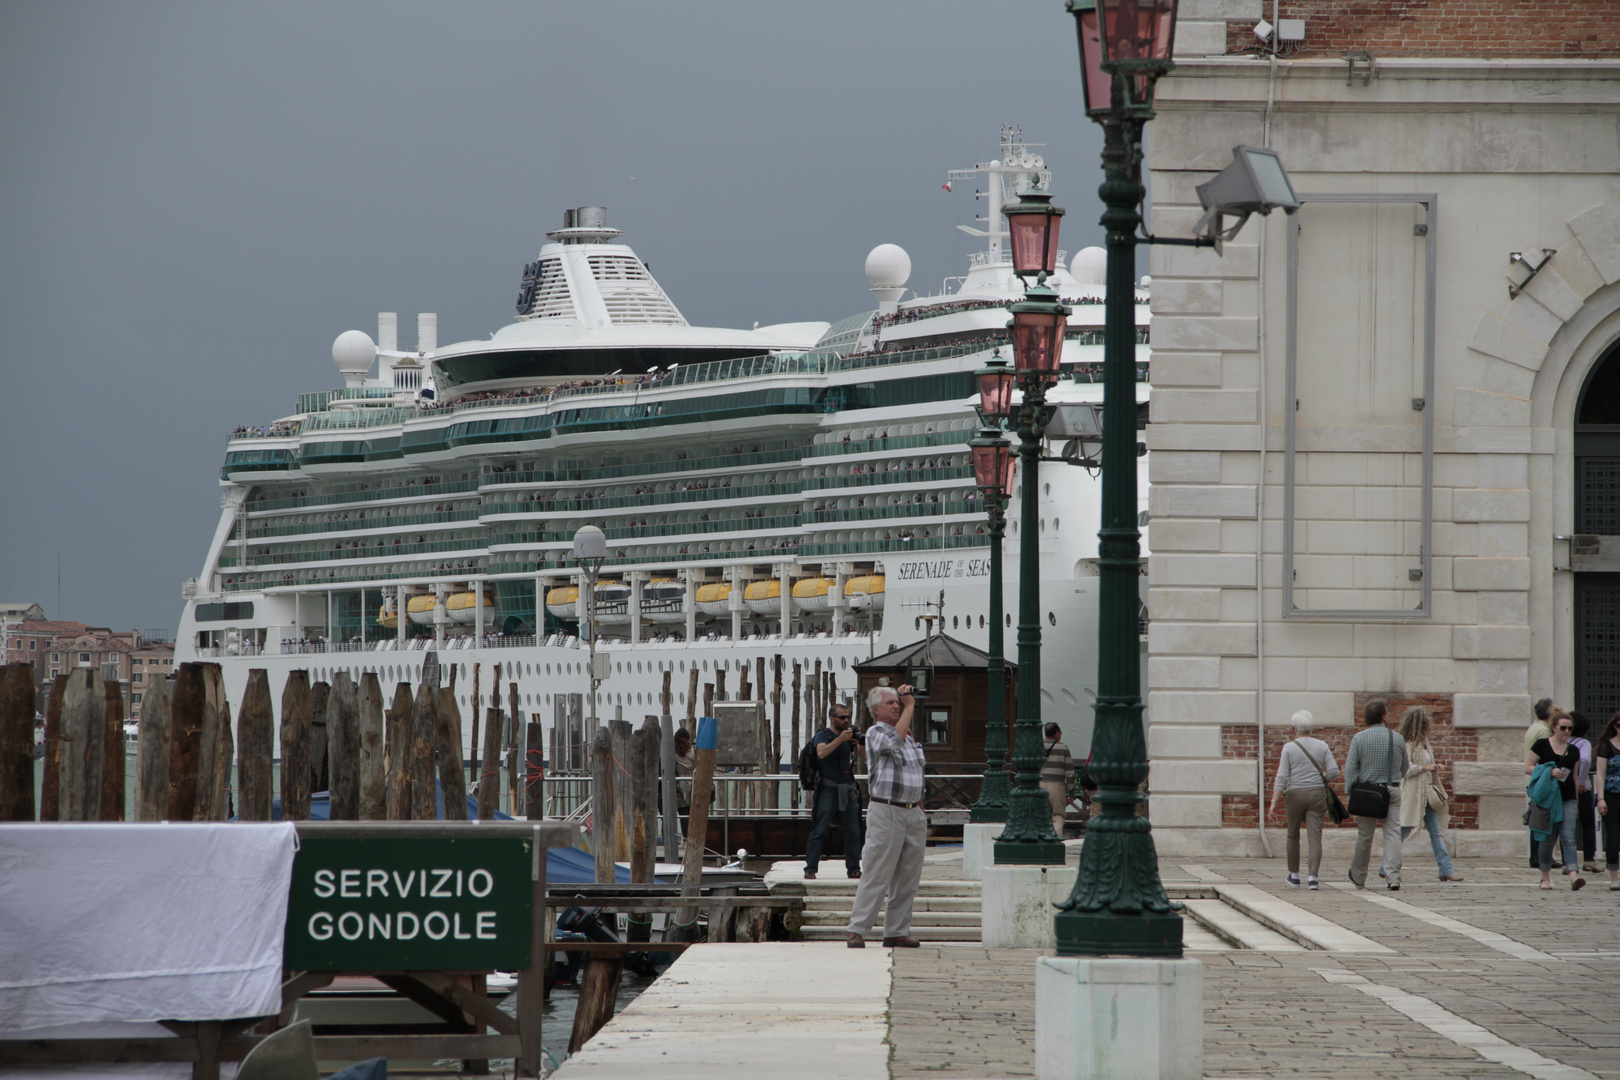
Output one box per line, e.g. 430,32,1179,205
2,610,174,721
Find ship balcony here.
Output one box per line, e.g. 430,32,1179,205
230,535,488,569
244,478,480,514
478,446,804,490
245,508,481,540
482,482,804,520
801,464,974,491
221,556,492,592
802,498,981,527
488,513,804,548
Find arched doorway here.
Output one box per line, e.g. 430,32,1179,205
1574,340,1620,719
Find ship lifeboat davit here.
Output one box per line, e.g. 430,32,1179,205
545,585,579,621
695,583,735,618
792,577,836,613
643,578,688,624
446,591,497,625
744,579,785,615
406,595,441,626
592,582,633,625
844,574,886,612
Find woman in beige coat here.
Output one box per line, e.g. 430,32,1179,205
1390,706,1462,881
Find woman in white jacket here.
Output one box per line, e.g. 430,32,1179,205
1396,706,1462,882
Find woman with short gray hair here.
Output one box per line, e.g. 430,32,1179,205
1268,710,1340,890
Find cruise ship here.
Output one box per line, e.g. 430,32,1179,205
180,130,1151,764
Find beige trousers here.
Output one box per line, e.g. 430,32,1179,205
1041,780,1068,838
1349,785,1403,887
1285,786,1327,878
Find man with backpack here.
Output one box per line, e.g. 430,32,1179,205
802,701,862,881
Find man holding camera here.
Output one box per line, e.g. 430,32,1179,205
847,683,928,949
803,702,862,881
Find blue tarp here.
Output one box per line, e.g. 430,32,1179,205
269,784,629,884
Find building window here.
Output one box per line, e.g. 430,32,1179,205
78,653,90,662
49,668,58,678
28,640,35,650
133,673,143,683
50,653,59,662
132,693,142,703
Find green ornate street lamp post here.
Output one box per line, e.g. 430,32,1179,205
969,360,1017,823
1052,0,1185,957
993,213,1072,865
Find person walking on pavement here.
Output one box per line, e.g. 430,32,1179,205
1569,711,1599,873
1592,711,1620,890
804,703,862,881
1040,722,1074,840
1268,710,1338,890
1347,698,1408,890
1394,706,1462,882
847,684,927,949
1525,712,1586,891
1525,698,1555,867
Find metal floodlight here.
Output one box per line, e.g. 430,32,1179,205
1193,145,1301,250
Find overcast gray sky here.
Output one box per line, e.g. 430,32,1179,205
0,0,1118,635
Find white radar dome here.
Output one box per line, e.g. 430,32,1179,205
332,330,377,377
865,244,912,289
1071,247,1107,286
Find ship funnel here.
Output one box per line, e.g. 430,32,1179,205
378,312,398,351
417,313,437,354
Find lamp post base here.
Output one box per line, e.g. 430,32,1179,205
982,864,1078,949
962,822,999,881
1036,955,1203,1080
1053,910,1185,958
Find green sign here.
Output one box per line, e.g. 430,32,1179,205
284,836,533,970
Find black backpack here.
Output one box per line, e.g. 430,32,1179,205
798,736,823,793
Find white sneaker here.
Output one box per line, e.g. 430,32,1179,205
1307,877,1319,890
1286,873,1301,886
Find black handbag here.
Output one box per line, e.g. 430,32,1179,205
1293,739,1348,825
1346,728,1394,819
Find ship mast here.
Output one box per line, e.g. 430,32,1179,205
948,126,1053,266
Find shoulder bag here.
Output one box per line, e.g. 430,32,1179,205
1293,738,1348,825
1347,728,1394,819
1424,744,1449,811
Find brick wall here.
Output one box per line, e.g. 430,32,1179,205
1221,691,1478,828
1221,1,1620,59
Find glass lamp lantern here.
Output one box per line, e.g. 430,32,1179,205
1003,190,1066,279
970,430,1015,496
1008,290,1070,379
975,356,1017,424
1068,0,1179,114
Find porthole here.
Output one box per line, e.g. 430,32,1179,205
952,616,959,629
1049,612,1057,626
1044,483,1051,496
980,614,986,628
545,664,551,676
840,657,848,670
1054,518,1060,531
1006,614,1012,628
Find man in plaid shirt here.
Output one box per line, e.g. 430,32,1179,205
847,683,928,948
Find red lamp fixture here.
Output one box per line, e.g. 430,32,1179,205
1004,189,1066,279
970,431,1016,498
975,355,1017,424
1008,289,1070,380
1069,0,1179,115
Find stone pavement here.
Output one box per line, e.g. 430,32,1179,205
556,853,1620,1079
888,855,1620,1080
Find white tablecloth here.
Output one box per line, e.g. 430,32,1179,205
0,823,296,1033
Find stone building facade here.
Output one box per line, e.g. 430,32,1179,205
1143,1,1620,854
